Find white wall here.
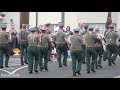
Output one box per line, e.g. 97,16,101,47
29,12,61,28
6,12,20,32
38,12,61,25
29,12,80,30
76,12,108,23
77,12,119,23
116,12,120,29
65,12,78,30
65,12,110,30
112,12,118,24
29,12,120,29
76,12,118,24
29,12,36,28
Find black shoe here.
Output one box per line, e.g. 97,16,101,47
59,65,62,67
83,60,86,64
24,61,28,64
34,70,38,73
91,69,96,73
108,63,112,66
87,71,90,73
5,65,9,68
44,68,48,71
49,59,52,62
112,61,116,65
40,67,43,71
96,66,98,69
44,67,48,71
63,64,67,66
83,62,86,64
98,65,102,68
29,71,33,74
76,71,81,75
21,64,24,65
103,59,106,61
0,66,3,69
73,73,76,76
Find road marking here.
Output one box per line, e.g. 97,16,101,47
0,69,11,74
3,68,15,70
49,59,71,61
0,65,27,75
11,65,27,74
9,64,21,66
113,75,120,78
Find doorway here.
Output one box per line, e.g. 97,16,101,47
20,12,29,28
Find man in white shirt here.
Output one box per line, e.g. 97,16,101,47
54,22,65,32
78,23,85,33
54,22,61,32
75,23,86,35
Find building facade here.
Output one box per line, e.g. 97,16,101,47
3,12,120,32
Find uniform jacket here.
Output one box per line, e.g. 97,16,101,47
70,35,83,50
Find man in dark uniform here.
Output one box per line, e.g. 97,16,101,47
45,23,53,62
27,27,39,74
103,26,110,61
85,26,100,73
81,24,89,64
94,28,103,69
0,24,10,68
53,23,69,67
105,24,120,66
38,28,52,71
18,24,29,65
69,28,83,76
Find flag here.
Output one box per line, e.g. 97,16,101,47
105,12,112,27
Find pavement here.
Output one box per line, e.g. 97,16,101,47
0,55,120,78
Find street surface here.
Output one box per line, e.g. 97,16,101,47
0,55,120,78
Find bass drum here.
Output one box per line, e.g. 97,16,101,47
115,29,120,46
115,29,120,57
